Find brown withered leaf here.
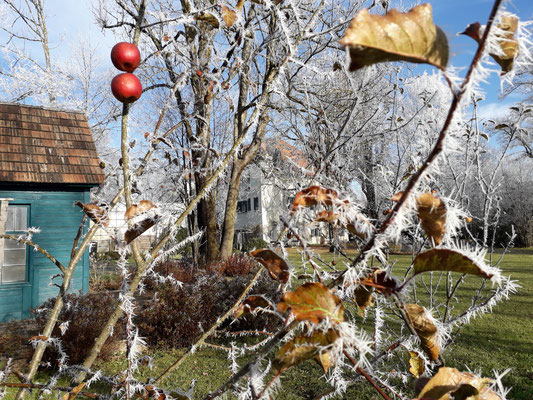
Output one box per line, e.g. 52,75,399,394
62,382,86,400
339,4,449,71
125,217,158,244
353,285,374,316
413,248,495,280
408,350,425,378
416,192,446,246
460,14,519,75
405,304,439,361
314,210,339,223
75,202,108,227
358,269,398,295
221,5,238,27
233,295,271,319
278,282,344,324
236,0,246,11
273,329,338,374
194,12,220,28
124,200,157,220
418,367,499,400
291,186,338,214
249,249,290,283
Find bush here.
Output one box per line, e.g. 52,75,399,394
137,265,281,348
33,292,125,366
241,237,268,253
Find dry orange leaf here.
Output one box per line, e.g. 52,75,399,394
233,295,271,319
413,248,496,280
75,202,108,227
125,218,157,244
314,210,339,223
124,200,157,220
391,191,404,202
249,249,290,283
273,329,338,374
278,282,344,324
339,4,449,71
221,5,238,27
291,186,338,214
62,382,87,400
416,192,446,246
418,367,500,400
29,335,48,342
405,304,439,361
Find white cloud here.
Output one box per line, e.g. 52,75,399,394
477,101,512,122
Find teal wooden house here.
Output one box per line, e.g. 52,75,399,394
0,103,104,321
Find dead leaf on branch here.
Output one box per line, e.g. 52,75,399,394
62,382,86,400
460,14,519,75
291,186,339,214
194,12,220,28
249,249,290,283
273,329,339,374
124,200,157,220
233,295,272,319
278,282,344,324
417,367,500,400
339,4,449,71
352,284,374,316
408,350,425,378
416,192,446,246
314,209,373,240
221,5,238,27
413,248,496,280
125,217,158,244
405,304,439,361
75,202,108,227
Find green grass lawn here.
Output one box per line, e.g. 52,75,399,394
4,248,532,399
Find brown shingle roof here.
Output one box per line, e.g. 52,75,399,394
0,103,105,186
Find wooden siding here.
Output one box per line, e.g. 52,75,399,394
0,189,90,321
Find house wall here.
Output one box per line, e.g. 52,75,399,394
0,188,90,321
234,166,264,243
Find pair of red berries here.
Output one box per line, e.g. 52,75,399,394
110,42,142,103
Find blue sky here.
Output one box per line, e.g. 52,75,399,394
1,0,532,118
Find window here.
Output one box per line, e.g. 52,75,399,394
254,197,259,210
247,198,251,211
1,205,29,283
237,200,248,213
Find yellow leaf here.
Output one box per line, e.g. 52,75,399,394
273,329,338,374
339,4,449,71
405,304,439,361
416,192,446,246
413,248,496,280
249,249,290,283
408,351,425,378
236,0,246,11
418,367,499,400
353,285,374,316
278,282,344,324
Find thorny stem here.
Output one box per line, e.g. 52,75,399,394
207,2,506,398
328,0,505,289
343,350,392,400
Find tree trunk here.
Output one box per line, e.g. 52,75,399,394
219,160,244,259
